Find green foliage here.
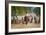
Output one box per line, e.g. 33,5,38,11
33,7,40,15
11,6,32,16
11,6,40,16
11,6,16,16
15,7,26,16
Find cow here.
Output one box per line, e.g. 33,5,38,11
11,16,16,24
16,16,25,24
11,16,13,24
28,15,33,23
33,16,39,23
34,15,40,24
24,16,29,25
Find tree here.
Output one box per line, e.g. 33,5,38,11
11,6,16,16
33,7,40,16
26,7,32,13
11,6,32,16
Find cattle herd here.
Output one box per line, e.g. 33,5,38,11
11,13,40,25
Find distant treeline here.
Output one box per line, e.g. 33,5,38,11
11,6,40,16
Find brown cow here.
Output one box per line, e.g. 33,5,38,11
24,16,29,25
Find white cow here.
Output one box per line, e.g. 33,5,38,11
16,16,25,24
35,16,40,23
17,16,22,20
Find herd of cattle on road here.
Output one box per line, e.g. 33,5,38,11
11,13,40,25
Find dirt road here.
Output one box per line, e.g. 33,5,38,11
11,22,40,29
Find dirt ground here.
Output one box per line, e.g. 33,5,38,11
11,22,40,29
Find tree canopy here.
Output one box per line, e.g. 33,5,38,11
11,6,40,16
11,6,32,16
33,7,40,16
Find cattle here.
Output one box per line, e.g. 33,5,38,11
23,15,33,25
11,16,18,24
11,16,14,24
28,15,33,23
33,15,40,24
11,13,40,24
14,16,25,24
24,16,29,25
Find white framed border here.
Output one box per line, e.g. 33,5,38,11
8,3,43,32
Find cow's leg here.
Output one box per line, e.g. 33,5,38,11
37,20,38,24
30,18,33,23
22,21,24,24
35,19,36,23
13,20,15,24
26,21,27,25
30,20,32,23
15,19,17,24
39,19,40,23
38,18,40,23
11,20,13,24
38,20,39,24
37,18,40,24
